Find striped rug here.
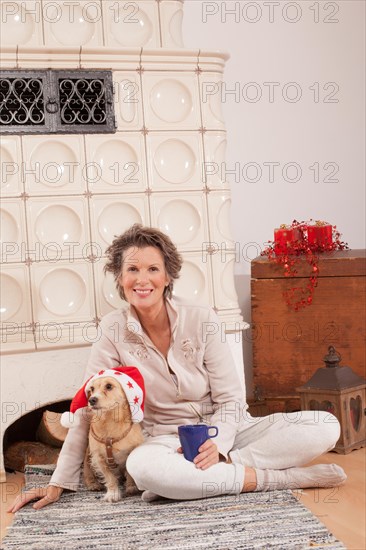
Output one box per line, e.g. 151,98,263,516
2,465,346,550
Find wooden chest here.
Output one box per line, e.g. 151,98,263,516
251,249,366,411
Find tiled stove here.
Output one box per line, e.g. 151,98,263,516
0,0,246,481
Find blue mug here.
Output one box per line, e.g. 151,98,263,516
178,424,219,462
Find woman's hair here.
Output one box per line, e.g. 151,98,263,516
104,224,183,300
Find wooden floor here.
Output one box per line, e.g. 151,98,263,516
1,448,365,548
298,448,366,549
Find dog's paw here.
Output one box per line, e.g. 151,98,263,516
103,488,123,503
125,472,140,497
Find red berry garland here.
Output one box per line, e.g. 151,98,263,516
262,220,349,311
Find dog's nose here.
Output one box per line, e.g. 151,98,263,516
89,397,98,406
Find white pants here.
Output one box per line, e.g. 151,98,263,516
126,411,340,500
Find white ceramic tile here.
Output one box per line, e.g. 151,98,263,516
0,199,27,263
0,1,43,46
198,52,228,74
203,132,230,189
150,193,208,252
80,47,141,70
0,264,32,326
206,191,235,248
0,324,35,352
140,50,200,73
34,319,97,350
43,0,103,47
142,73,200,130
0,136,23,196
102,0,159,48
172,252,212,305
211,252,240,311
0,45,17,67
26,196,89,261
17,46,81,68
89,194,149,250
31,260,95,323
94,260,125,318
146,132,203,191
85,134,146,193
22,135,86,195
159,0,184,48
200,74,226,130
113,72,143,131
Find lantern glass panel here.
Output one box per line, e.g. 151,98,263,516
321,400,336,415
309,400,318,410
350,396,362,432
309,399,336,415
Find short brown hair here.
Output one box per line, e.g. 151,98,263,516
104,224,183,300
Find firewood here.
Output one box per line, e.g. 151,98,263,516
36,410,68,448
4,441,60,472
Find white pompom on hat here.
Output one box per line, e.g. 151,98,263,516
61,366,145,428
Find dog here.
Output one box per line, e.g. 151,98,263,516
82,375,144,502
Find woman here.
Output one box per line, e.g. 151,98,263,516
9,224,346,511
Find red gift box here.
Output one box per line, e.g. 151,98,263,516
307,221,333,248
264,219,348,311
274,225,302,255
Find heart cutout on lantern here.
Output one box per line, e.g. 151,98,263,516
350,396,362,432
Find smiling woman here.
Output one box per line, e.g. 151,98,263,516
119,246,172,358
103,223,182,302
103,225,183,358
118,247,170,306
8,224,346,512
119,250,170,356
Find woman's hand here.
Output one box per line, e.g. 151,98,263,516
7,485,63,513
177,439,220,470
193,439,219,469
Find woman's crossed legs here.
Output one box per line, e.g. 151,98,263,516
127,411,346,501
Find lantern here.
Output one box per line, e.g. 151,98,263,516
297,345,366,454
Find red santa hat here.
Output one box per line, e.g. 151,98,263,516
61,366,145,428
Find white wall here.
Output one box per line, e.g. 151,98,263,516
183,0,366,395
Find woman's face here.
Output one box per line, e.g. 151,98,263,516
118,246,170,312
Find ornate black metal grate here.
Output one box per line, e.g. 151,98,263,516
0,70,115,135
0,77,45,127
59,78,107,126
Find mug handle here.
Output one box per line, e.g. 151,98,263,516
207,426,218,438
